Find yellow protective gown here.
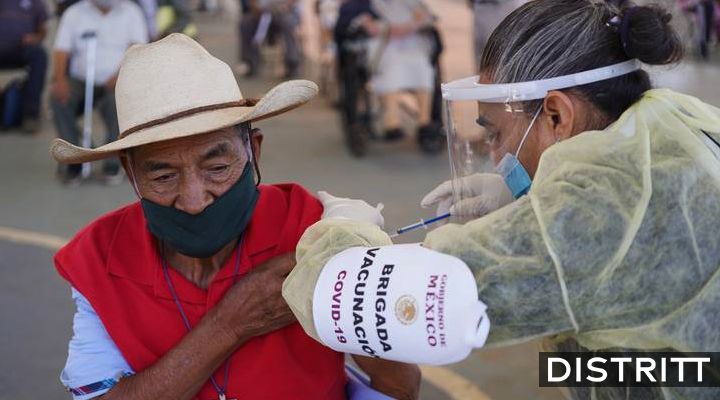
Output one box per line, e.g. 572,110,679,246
282,89,720,399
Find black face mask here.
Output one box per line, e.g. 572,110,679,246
140,163,259,258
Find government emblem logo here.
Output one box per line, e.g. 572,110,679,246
394,295,418,325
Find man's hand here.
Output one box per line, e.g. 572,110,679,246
248,0,262,15
22,24,46,45
51,50,70,102
421,173,514,218
51,77,71,104
358,13,382,36
317,191,385,228
100,252,298,400
22,33,43,46
214,252,297,342
352,356,421,400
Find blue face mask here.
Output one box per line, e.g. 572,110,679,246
495,108,542,199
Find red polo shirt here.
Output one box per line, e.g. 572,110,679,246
55,183,346,400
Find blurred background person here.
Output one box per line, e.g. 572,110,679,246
317,0,340,56
156,0,196,38
137,0,158,40
56,0,157,40
467,0,523,69
238,0,302,78
197,0,219,13
50,0,148,185
315,0,340,100
0,0,49,133
679,0,717,59
335,0,441,146
363,0,436,142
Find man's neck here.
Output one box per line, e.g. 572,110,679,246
162,239,239,289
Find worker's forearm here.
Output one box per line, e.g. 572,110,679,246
52,51,69,81
423,203,575,347
352,355,421,400
100,310,246,400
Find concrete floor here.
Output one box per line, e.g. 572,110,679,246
0,0,718,398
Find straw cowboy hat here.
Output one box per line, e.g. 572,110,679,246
50,33,318,164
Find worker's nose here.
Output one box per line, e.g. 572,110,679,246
174,175,213,215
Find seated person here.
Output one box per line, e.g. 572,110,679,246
239,0,301,78
156,0,195,38
337,0,436,143
0,0,49,132
50,34,419,400
316,0,340,66
50,0,148,184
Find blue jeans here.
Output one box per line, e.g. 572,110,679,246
50,78,119,170
0,44,48,118
239,8,300,71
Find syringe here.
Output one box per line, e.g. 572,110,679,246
389,212,451,238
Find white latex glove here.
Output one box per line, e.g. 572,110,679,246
420,173,513,217
317,191,385,228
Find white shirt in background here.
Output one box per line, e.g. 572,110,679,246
54,0,148,85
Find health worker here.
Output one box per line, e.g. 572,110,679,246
281,1,720,399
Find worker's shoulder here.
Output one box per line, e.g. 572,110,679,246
58,202,142,256
260,182,319,207
257,183,322,231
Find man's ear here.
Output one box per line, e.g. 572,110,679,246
541,90,576,142
119,152,132,182
251,128,263,164
119,151,141,196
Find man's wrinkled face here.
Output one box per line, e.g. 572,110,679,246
124,128,249,215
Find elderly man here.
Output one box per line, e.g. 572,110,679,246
51,34,419,400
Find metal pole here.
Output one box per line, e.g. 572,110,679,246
80,31,97,179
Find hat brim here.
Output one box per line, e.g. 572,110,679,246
50,79,319,164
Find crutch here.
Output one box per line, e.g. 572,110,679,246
80,31,97,179
253,12,273,45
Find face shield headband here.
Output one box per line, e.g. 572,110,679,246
441,59,641,102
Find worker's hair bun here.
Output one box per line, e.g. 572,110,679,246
622,5,683,65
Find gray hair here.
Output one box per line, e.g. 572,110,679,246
234,122,253,160
235,122,251,142
480,0,683,124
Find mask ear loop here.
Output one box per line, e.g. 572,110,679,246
514,106,543,158
244,124,262,186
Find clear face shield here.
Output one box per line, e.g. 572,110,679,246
440,59,641,221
